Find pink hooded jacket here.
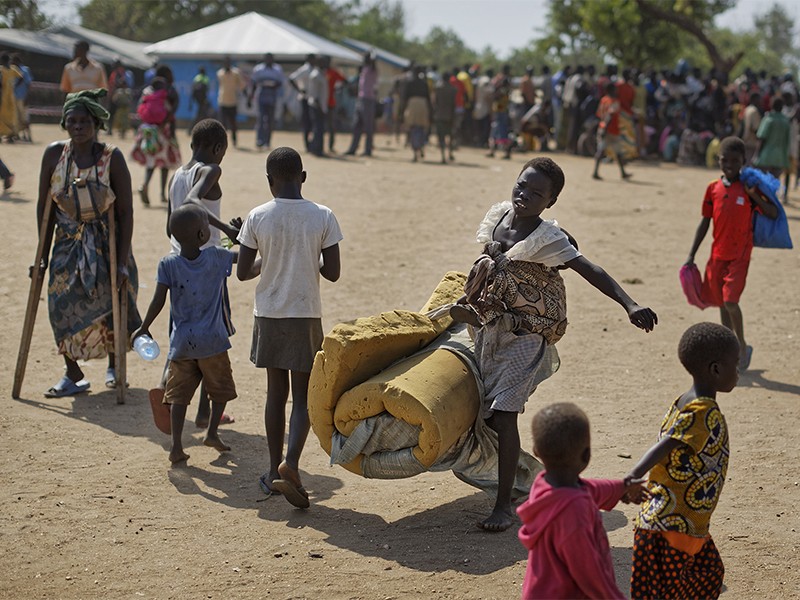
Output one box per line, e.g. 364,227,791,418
517,471,626,600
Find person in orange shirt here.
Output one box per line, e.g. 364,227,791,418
60,40,107,95
592,82,631,180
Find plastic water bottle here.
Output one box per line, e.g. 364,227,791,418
133,334,160,361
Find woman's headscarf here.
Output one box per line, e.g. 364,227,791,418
61,88,110,130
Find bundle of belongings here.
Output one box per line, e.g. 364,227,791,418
308,272,544,498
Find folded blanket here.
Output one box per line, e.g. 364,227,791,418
309,271,542,498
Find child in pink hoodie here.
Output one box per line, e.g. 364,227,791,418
517,403,648,600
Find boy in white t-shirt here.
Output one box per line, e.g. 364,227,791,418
237,147,343,508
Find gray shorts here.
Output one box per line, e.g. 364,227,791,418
250,317,323,372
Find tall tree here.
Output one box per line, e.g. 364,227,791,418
0,0,50,29
635,0,741,75
340,0,406,55
405,26,475,70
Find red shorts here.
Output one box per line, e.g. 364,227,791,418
701,252,751,306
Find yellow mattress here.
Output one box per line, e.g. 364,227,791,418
308,272,479,475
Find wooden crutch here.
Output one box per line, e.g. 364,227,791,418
12,195,55,399
107,206,127,404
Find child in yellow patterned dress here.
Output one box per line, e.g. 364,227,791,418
626,321,739,599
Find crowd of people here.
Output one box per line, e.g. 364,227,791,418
14,34,794,600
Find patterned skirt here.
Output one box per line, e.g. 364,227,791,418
630,528,724,600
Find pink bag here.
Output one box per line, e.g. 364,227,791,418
679,264,710,309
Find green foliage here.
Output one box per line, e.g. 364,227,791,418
339,0,406,55
78,0,344,43
405,26,476,70
0,0,50,29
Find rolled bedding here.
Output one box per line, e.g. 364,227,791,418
308,272,542,494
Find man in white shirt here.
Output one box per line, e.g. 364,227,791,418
289,54,316,152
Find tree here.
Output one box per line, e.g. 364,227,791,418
0,0,50,29
635,0,742,75
339,0,406,56
754,3,800,74
78,0,345,43
405,26,476,70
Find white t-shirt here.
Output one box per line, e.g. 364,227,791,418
168,162,222,254
238,197,343,318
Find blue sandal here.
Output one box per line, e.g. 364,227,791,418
44,376,90,398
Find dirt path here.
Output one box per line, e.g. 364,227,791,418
1,125,798,599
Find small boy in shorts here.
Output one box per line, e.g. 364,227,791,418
592,82,631,180
237,147,343,508
133,204,255,464
626,322,740,599
161,118,242,429
686,136,778,370
518,402,647,600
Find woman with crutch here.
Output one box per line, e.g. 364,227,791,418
29,89,140,398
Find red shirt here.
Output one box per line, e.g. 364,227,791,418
326,67,346,109
702,178,756,260
616,81,635,114
449,75,466,109
596,96,620,135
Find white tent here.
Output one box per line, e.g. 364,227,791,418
144,12,362,65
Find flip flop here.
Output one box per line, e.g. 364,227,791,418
739,345,753,371
271,479,310,509
44,376,90,398
105,368,129,389
258,473,282,497
149,388,171,435
195,413,235,429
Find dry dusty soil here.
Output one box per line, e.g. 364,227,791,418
1,125,798,599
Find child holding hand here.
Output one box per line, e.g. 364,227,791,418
133,205,257,464
626,322,739,599
518,402,647,600
451,156,657,532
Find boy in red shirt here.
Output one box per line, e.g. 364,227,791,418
592,82,631,180
517,403,647,599
686,136,778,370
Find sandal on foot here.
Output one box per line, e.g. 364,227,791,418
104,368,129,389
739,345,753,371
258,473,281,496
195,413,235,429
149,388,171,435
3,174,14,191
44,376,90,398
138,187,150,206
271,479,310,508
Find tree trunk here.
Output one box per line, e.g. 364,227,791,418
636,0,743,77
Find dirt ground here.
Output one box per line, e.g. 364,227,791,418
1,124,798,599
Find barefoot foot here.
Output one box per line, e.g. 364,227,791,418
477,507,514,532
203,434,231,452
169,449,190,464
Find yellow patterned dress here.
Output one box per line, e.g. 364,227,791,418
47,141,141,360
631,396,728,599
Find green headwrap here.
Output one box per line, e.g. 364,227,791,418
61,88,110,130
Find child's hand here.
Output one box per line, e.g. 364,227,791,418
229,216,243,230
621,476,650,504
627,305,657,332
130,327,150,346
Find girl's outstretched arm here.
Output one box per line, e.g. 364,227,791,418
565,255,657,332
